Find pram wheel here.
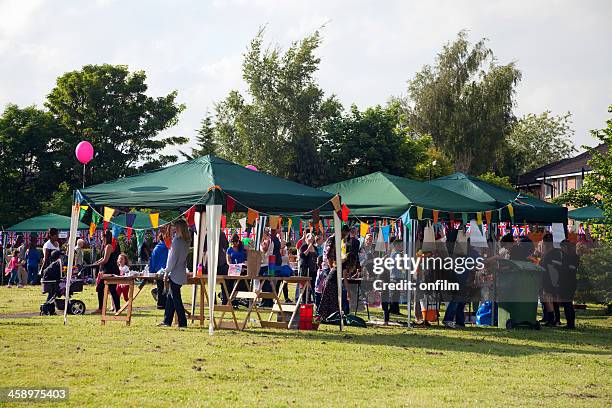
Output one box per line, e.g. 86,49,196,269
69,300,86,315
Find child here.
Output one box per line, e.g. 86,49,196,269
5,250,21,288
116,253,131,302
74,239,85,271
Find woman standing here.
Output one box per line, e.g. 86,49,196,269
92,230,121,314
160,219,190,328
300,233,318,303
25,237,41,285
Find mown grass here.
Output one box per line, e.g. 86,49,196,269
0,286,610,407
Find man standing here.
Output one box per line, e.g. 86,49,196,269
558,240,578,329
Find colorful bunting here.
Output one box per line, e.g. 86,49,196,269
461,213,468,225
268,215,279,228
103,207,115,222
238,217,247,230
126,227,132,241
89,222,96,238
341,204,350,222
331,195,341,212
149,213,159,229
287,218,293,232
433,210,439,224
164,235,171,249
400,209,410,226
381,225,390,243
221,214,227,229
185,206,196,226
111,225,122,239
312,209,320,226
136,230,145,251
416,207,423,220
360,222,369,237
476,212,483,226
79,205,89,221
247,208,258,226
318,220,323,234
125,213,136,229
507,203,515,223
485,211,492,225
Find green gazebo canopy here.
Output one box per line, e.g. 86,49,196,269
320,172,495,219
427,173,567,223
7,213,88,232
568,205,605,222
79,155,335,213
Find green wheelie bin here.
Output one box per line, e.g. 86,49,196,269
495,259,543,329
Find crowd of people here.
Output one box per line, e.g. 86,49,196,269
2,220,586,331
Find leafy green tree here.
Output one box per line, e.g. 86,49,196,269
551,188,595,207
506,111,576,176
476,172,514,190
40,182,73,216
321,103,417,182
0,104,64,226
45,64,187,186
584,104,612,242
182,113,217,160
211,29,343,186
404,31,521,174
414,143,454,180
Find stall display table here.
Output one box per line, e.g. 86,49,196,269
100,274,312,331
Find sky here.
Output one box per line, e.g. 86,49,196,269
1,0,610,160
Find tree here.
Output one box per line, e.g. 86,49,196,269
182,113,217,160
0,104,65,226
45,64,187,187
414,143,454,181
506,111,576,176
404,31,521,174
211,29,343,186
41,182,72,216
476,172,514,190
551,188,595,207
321,102,419,182
584,104,612,242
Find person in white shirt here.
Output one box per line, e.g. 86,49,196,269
41,228,60,271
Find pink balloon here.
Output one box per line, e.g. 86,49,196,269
75,141,94,165
245,164,258,171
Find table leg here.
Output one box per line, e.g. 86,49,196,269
288,281,308,328
116,280,145,315
126,282,134,326
101,283,109,325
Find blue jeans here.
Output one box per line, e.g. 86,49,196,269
444,302,466,326
27,265,39,284
7,269,19,285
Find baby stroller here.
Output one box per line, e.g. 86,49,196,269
40,277,86,316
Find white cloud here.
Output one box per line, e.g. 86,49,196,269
0,0,610,157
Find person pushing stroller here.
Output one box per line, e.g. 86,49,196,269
41,250,62,306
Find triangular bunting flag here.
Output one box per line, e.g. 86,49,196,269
287,218,293,232
221,214,227,229
485,211,492,225
507,204,515,223
149,213,159,229
164,235,171,249
476,212,483,226
400,209,410,226
341,204,350,222
381,225,390,243
331,195,341,212
268,215,279,228
89,222,96,238
417,207,423,220
247,208,258,226
126,227,132,241
185,206,196,226
238,217,247,230
433,210,439,224
125,213,136,229
79,205,89,221
360,222,369,237
103,207,115,222
136,230,145,251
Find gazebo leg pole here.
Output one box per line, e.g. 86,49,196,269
333,212,344,331
63,198,80,325
206,205,222,335
191,211,206,321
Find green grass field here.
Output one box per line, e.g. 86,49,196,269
0,285,610,407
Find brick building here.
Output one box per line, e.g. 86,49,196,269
515,144,608,201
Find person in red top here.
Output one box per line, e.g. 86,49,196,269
5,250,21,288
